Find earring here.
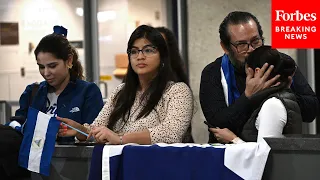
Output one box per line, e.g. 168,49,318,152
162,63,164,68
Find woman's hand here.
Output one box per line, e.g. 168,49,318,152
89,126,121,144
57,116,82,137
209,127,237,144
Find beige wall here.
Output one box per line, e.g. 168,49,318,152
128,0,167,27
187,0,298,143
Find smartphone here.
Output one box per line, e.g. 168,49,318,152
204,121,215,128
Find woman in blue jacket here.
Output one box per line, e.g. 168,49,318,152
13,26,104,143
1,26,104,179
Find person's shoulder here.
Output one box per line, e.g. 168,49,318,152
115,83,125,91
74,79,101,89
279,52,295,61
24,81,45,91
169,81,190,89
259,97,287,120
162,82,194,109
72,80,102,95
109,83,125,96
75,79,93,86
202,56,223,75
165,82,192,96
262,97,285,110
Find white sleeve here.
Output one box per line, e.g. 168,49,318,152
255,97,287,143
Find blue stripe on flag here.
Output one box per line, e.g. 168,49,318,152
109,151,124,180
18,107,38,169
39,116,60,176
89,144,105,180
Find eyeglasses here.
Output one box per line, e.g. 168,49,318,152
128,45,157,59
230,37,263,54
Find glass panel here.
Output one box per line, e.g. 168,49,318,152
0,0,84,101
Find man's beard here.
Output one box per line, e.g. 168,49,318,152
228,49,246,71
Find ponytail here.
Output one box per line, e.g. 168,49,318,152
69,47,84,80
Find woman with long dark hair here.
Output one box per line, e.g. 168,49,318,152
58,25,194,144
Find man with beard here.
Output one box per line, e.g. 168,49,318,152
200,11,319,143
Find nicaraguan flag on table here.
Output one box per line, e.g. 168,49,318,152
89,141,270,180
18,107,60,176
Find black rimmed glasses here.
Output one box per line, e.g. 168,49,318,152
230,37,264,54
128,45,158,59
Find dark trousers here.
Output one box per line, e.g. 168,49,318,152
0,124,30,180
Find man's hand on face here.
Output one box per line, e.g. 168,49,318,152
244,63,280,98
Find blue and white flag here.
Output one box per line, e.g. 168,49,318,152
89,141,270,180
18,107,60,176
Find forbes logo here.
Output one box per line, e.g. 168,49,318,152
275,10,317,21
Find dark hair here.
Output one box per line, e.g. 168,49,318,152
34,33,84,80
156,27,189,86
246,45,296,84
107,25,174,130
219,11,264,50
